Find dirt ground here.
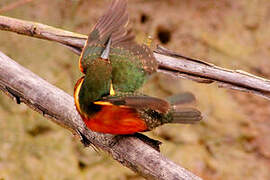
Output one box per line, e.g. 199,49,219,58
0,0,270,179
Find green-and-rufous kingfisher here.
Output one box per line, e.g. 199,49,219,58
74,0,202,135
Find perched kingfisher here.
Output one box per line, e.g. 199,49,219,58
74,0,202,135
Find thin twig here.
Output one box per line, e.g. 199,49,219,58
0,15,269,100
0,51,201,180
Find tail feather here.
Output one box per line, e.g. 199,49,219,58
170,108,202,124
166,93,202,124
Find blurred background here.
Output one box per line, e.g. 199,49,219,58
1,0,270,179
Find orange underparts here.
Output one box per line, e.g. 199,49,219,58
82,105,148,134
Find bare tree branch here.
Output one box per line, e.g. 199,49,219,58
1,15,270,100
0,51,201,180
155,46,270,100
0,15,85,51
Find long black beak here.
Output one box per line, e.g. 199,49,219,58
100,36,112,60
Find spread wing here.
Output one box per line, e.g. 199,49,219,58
87,0,130,46
79,0,158,74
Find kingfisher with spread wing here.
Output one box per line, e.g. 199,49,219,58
74,0,202,135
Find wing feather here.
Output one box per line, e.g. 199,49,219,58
80,0,158,74
100,95,171,114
